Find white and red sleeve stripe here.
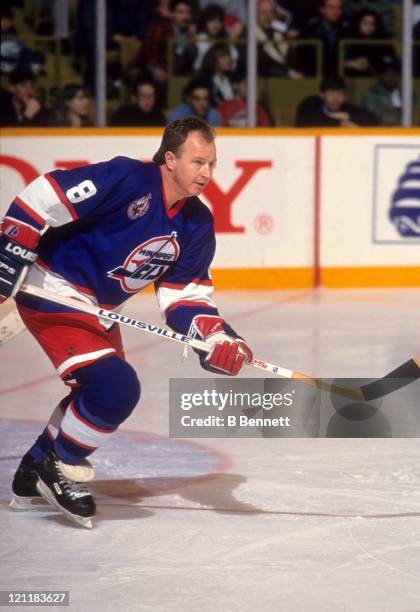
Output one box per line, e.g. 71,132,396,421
14,174,78,228
156,279,217,321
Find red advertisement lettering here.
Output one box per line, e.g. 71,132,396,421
204,160,272,233
0,155,39,184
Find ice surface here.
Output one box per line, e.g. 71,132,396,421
1,289,419,611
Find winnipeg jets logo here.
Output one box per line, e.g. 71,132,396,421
127,193,152,219
108,233,179,293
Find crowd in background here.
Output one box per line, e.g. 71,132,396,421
1,0,419,128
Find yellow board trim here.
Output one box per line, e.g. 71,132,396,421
210,267,420,289
211,268,313,289
322,266,420,288
143,267,419,290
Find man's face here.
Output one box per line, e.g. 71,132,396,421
136,84,156,112
323,88,345,112
188,88,210,118
360,14,376,37
234,80,247,100
321,0,342,24
1,16,14,32
167,131,217,197
258,0,274,29
216,51,232,73
206,17,223,37
381,68,399,90
172,2,191,29
11,80,35,102
67,89,89,116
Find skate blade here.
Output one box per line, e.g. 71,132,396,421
59,459,95,483
36,480,94,529
9,494,51,511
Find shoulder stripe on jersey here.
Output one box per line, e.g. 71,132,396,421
14,196,46,228
45,173,78,221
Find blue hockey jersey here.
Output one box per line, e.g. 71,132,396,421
4,156,220,334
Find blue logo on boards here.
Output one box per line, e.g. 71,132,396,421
389,158,420,237
372,145,420,244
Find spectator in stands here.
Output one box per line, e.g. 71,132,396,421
193,3,239,72
76,0,150,90
166,77,220,125
344,9,396,76
218,73,274,126
1,6,45,75
303,0,349,76
343,0,395,37
285,0,319,28
271,1,302,39
201,43,236,104
295,74,377,126
110,79,166,126
107,0,153,44
0,67,50,127
257,0,304,78
49,84,93,127
137,0,196,87
198,0,247,39
362,57,402,125
158,0,200,20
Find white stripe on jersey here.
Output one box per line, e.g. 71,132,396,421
156,282,217,320
24,262,123,330
18,175,73,226
57,348,116,376
60,403,115,449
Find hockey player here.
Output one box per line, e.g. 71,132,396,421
0,117,253,528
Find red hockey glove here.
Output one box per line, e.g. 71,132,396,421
191,315,253,376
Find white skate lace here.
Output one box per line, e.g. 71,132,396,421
55,460,91,499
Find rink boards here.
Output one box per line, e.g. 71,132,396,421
1,127,419,288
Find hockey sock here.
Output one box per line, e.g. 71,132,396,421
28,393,76,463
53,356,140,465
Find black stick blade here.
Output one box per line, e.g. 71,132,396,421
360,357,420,401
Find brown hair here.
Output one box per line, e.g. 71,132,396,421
153,117,215,165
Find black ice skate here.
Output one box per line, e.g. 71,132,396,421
10,452,95,512
10,453,49,510
35,449,96,529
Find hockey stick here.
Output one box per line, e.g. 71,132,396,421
358,355,420,401
12,283,420,402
